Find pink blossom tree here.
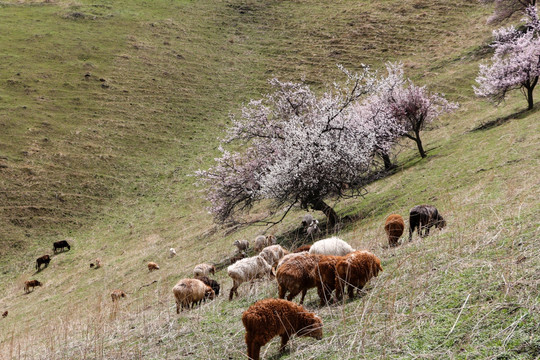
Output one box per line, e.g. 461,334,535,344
368,63,457,159
197,69,379,227
475,6,540,110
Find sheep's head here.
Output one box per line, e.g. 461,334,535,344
36,281,43,287
267,235,277,245
204,287,215,300
298,315,323,340
437,216,446,229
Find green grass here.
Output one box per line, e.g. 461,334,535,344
0,0,539,359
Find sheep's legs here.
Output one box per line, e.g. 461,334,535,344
250,342,262,360
229,282,239,300
299,289,307,304
278,284,286,299
287,289,301,302
280,334,290,351
347,285,355,299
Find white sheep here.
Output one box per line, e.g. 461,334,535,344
253,235,277,253
172,278,215,313
227,255,273,300
302,214,314,227
193,263,215,277
259,244,288,268
309,237,354,256
169,248,177,258
306,219,319,236
233,239,250,252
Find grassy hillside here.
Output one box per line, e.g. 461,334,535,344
0,0,539,359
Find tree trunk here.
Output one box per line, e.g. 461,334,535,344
310,198,339,228
414,131,426,158
381,153,395,171
525,76,537,110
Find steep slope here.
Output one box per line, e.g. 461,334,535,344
0,0,538,359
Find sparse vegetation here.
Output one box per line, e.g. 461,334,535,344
0,0,538,359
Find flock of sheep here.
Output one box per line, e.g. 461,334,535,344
170,204,445,359
9,204,445,360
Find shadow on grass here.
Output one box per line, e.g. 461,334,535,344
471,106,538,132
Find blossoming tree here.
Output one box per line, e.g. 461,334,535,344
362,63,457,159
197,69,380,227
475,6,540,110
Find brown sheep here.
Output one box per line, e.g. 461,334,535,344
147,262,160,272
35,255,51,270
409,205,446,241
90,258,102,269
384,214,405,247
292,244,312,253
276,253,322,304
111,289,127,302
229,251,247,265
172,278,215,313
24,280,42,293
335,251,383,300
242,298,323,360
313,255,343,306
2,311,7,318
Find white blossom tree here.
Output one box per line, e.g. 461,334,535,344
353,63,407,169
197,69,379,227
475,6,540,110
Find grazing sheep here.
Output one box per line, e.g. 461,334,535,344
385,214,405,247
195,275,221,297
35,255,51,270
242,298,323,360
148,262,160,272
233,239,250,252
276,252,321,304
292,244,312,253
309,237,354,256
306,219,320,236
53,240,71,253
2,311,8,318
169,248,177,258
277,251,307,269
193,263,215,277
24,280,42,293
172,278,215,313
227,255,273,300
259,244,288,268
111,289,127,302
314,255,342,306
409,205,446,241
90,258,102,269
253,235,277,253
301,214,314,228
335,251,383,300
229,251,247,265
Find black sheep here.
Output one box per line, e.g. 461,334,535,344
409,205,446,241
